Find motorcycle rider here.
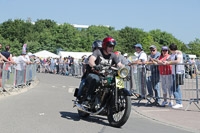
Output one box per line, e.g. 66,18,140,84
85,37,124,101
77,40,103,99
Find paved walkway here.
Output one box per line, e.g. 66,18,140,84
131,99,200,133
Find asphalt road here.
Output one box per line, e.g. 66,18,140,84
0,73,192,133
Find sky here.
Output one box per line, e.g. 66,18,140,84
0,0,199,44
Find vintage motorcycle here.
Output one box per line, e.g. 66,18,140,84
73,65,132,128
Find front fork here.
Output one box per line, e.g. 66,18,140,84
115,87,119,112
114,88,132,112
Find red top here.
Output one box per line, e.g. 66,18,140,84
158,54,172,75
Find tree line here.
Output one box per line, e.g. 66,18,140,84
0,19,199,57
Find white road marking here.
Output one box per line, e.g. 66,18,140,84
68,88,75,93
52,86,56,88
142,109,170,112
39,113,45,116
62,86,66,88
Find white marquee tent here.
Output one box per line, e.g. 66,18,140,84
58,51,92,59
34,50,59,58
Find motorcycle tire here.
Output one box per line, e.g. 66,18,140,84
78,110,89,118
107,94,131,128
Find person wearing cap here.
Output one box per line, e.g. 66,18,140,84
123,53,130,65
145,45,161,106
130,44,147,98
27,52,34,62
155,46,173,107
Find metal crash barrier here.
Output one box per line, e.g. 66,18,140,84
128,63,200,111
0,62,37,94
36,61,200,111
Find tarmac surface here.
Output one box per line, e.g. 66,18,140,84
131,98,200,133
1,73,199,133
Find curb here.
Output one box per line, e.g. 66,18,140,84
0,78,40,99
131,106,198,133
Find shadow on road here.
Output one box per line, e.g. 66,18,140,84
60,111,110,126
60,111,80,121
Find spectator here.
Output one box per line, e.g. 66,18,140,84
156,46,173,106
55,58,59,74
115,51,127,65
123,53,131,65
0,54,4,87
1,45,13,61
130,44,147,97
70,57,75,76
165,43,184,109
196,58,200,71
1,45,15,83
59,56,65,75
81,55,87,74
27,52,35,62
50,58,56,74
15,51,31,86
12,54,17,62
146,45,161,105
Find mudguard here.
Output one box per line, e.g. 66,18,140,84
74,88,79,97
118,88,132,96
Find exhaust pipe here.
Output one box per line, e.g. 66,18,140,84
75,103,105,115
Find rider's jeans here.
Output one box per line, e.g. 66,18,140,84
86,73,100,99
77,79,86,98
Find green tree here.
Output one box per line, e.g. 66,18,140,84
118,27,153,55
188,38,200,57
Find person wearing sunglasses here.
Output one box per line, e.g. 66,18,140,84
146,45,161,106
85,37,124,101
157,46,173,107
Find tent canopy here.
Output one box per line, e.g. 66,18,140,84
58,51,92,59
34,50,59,58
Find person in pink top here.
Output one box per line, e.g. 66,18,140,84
156,46,173,106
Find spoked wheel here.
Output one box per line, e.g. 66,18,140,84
107,94,131,128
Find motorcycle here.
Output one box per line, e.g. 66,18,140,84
73,65,132,128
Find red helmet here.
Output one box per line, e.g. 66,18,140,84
114,51,119,55
102,37,117,50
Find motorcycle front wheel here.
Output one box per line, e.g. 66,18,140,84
107,94,131,128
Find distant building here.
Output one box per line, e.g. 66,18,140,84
30,21,109,30
71,24,110,30
71,24,89,30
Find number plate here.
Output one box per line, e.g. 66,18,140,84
115,76,124,89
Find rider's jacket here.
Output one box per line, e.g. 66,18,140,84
92,49,120,67
82,49,120,79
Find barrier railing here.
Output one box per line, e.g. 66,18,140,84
0,62,37,94
128,63,200,111
36,61,200,110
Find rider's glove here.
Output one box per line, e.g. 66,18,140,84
93,65,102,71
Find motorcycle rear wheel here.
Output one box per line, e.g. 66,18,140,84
107,94,131,128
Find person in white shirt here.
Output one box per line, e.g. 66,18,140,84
130,44,147,97
164,43,184,109
15,51,31,86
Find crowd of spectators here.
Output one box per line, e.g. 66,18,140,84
36,56,87,77
129,43,200,109
0,43,35,89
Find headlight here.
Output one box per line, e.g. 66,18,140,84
118,67,129,78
